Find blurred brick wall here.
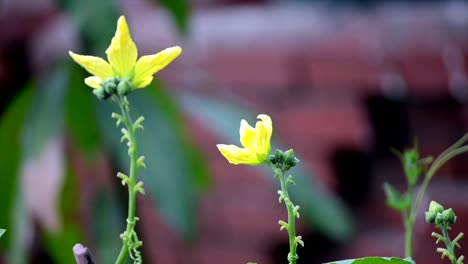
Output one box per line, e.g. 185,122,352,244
147,3,468,264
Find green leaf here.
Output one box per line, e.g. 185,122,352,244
179,93,354,241
326,257,415,264
59,0,119,52
95,83,209,240
66,63,100,158
383,183,411,212
0,229,5,238
402,148,421,186
0,87,33,249
151,0,190,33
91,190,125,263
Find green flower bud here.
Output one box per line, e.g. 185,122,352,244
442,208,456,225
268,155,277,165
284,149,295,163
101,77,118,95
429,201,445,214
425,211,437,224
435,212,444,226
93,87,110,100
274,149,284,163
283,149,299,170
117,78,132,96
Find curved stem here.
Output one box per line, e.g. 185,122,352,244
115,96,140,264
413,145,468,217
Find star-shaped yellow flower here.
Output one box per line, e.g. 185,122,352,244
217,114,272,165
69,16,182,90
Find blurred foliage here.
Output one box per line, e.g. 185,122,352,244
152,0,190,33
57,0,119,52
0,87,33,248
43,163,83,264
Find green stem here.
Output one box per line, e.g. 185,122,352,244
404,218,413,258
275,166,298,264
115,96,140,264
404,186,415,258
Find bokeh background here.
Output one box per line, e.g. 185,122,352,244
1,0,468,263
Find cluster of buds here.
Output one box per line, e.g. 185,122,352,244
269,149,300,172
425,201,457,226
93,77,133,100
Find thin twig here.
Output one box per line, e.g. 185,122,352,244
73,243,96,264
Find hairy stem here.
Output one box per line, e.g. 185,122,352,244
115,96,141,264
272,164,300,264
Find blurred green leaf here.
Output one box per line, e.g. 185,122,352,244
91,190,125,263
43,161,83,264
9,63,69,263
22,64,68,160
0,229,5,238
59,0,119,52
0,87,33,249
95,83,209,240
66,63,100,158
179,94,354,241
383,183,410,212
151,0,190,33
326,257,415,264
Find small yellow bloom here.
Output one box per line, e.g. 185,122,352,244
69,16,182,89
217,114,272,165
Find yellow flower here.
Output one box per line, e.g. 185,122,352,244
217,114,272,165
69,16,182,89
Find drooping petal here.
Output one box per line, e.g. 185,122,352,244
239,119,256,150
105,16,138,78
216,144,260,165
133,46,182,88
69,51,112,79
84,76,103,88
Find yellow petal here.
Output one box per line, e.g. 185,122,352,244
133,46,182,88
240,119,256,150
69,51,112,79
134,76,153,89
253,114,272,156
258,114,272,145
216,144,261,165
84,76,103,88
105,16,138,77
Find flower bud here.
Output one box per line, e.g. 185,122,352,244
93,87,110,100
268,155,277,165
428,201,444,214
442,208,456,225
284,149,299,170
117,78,132,96
425,211,436,224
435,212,444,226
274,150,284,163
